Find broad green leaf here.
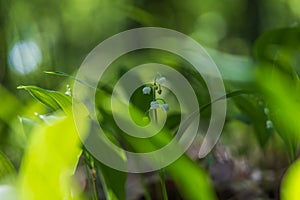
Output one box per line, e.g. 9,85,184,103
45,71,128,200
258,68,300,160
254,26,300,80
233,95,272,148
18,115,83,200
255,27,300,158
17,86,72,115
0,151,16,184
281,159,300,200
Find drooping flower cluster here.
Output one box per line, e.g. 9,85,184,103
142,75,169,112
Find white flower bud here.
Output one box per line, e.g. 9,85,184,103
158,77,166,84
264,108,269,115
142,86,151,94
150,101,159,109
266,120,273,129
65,84,72,96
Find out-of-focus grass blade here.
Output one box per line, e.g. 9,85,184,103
200,90,251,112
96,162,127,200
0,85,23,123
167,155,216,200
44,71,98,91
0,151,16,184
175,90,251,139
17,85,72,115
254,26,300,80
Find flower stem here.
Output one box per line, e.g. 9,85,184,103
140,175,152,200
83,149,99,200
152,76,168,200
159,170,168,200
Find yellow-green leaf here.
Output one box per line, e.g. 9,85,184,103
281,159,300,200
18,115,83,200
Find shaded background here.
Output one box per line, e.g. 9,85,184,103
1,0,298,90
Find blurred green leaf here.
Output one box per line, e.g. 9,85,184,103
0,151,16,184
167,155,216,200
254,26,300,80
19,115,83,200
281,158,300,200
208,49,255,83
18,117,37,138
258,67,300,160
45,71,129,200
17,85,72,115
233,95,271,148
96,162,127,200
0,85,23,123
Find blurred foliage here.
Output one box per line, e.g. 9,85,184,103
281,158,300,200
1,0,300,199
18,115,83,200
0,151,16,184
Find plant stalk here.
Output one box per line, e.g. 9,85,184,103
152,85,168,200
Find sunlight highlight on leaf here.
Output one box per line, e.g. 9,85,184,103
281,159,300,200
18,115,84,200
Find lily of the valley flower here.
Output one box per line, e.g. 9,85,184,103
158,76,166,84
150,101,159,109
266,120,273,129
142,86,151,94
65,84,72,96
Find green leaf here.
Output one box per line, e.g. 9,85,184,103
18,115,83,200
0,151,16,184
281,158,300,200
233,95,271,148
254,27,300,159
254,26,300,80
45,71,128,200
96,162,127,200
258,67,300,160
18,117,37,138
167,155,216,200
0,85,23,123
44,71,97,91
17,85,72,115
